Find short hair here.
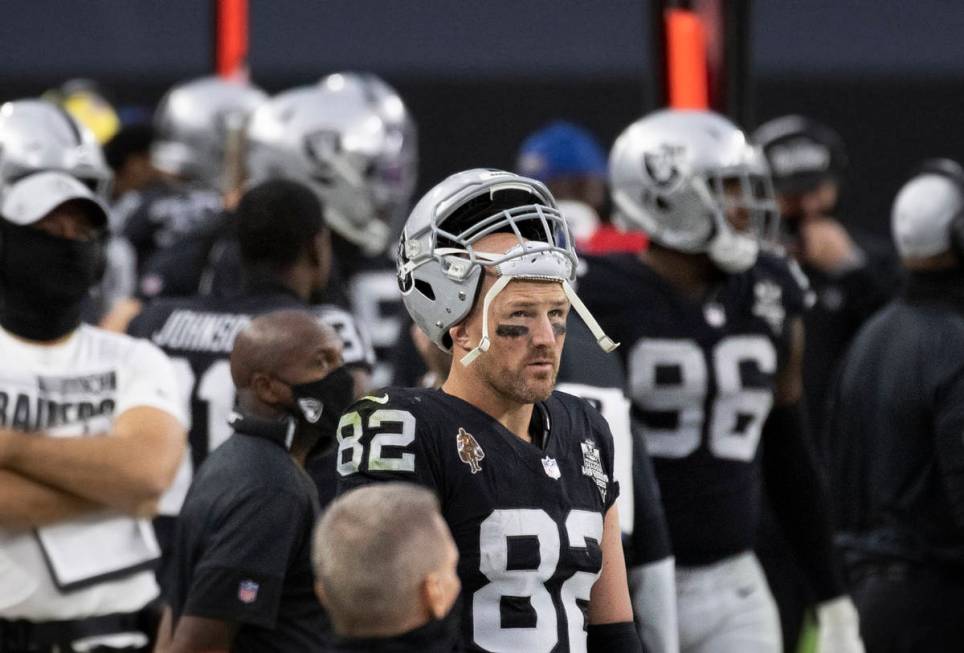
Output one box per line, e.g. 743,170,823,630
313,483,449,636
103,123,154,172
237,179,325,271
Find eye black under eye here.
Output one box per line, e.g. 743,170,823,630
496,324,529,338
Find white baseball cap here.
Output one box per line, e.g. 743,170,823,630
891,173,964,259
0,170,109,227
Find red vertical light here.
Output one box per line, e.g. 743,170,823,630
665,8,709,109
216,0,248,81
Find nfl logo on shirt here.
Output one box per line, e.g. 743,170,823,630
238,579,260,604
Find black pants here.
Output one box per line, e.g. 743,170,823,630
849,561,964,653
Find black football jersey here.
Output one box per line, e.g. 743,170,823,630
580,252,807,565
556,316,673,568
118,179,223,280
128,286,374,514
336,387,619,653
331,233,405,388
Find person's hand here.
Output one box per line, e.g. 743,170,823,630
800,217,863,273
816,596,865,653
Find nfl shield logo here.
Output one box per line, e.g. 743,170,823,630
238,579,259,604
542,456,561,480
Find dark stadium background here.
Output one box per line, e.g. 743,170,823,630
2,0,962,239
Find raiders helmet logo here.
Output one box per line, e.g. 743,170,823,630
642,144,684,190
456,427,485,474
304,129,341,168
297,398,324,424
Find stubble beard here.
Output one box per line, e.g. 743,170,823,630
477,352,557,405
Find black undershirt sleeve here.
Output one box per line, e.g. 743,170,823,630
587,621,644,653
761,401,845,602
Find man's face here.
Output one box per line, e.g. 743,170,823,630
276,322,344,392
33,200,100,241
466,273,569,405
777,180,839,222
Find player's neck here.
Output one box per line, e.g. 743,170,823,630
641,246,721,299
442,374,535,443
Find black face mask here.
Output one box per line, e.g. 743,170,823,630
0,222,104,340
287,365,355,452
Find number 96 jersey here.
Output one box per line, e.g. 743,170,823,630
335,387,620,653
579,252,810,566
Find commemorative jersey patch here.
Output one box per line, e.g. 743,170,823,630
580,439,608,501
456,427,485,474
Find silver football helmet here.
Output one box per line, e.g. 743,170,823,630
610,109,778,272
397,168,617,365
246,72,417,256
0,98,112,202
152,76,267,187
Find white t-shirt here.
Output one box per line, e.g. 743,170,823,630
0,325,187,620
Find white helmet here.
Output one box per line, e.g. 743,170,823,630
152,76,267,187
246,72,417,256
0,99,112,202
609,109,778,272
396,168,617,366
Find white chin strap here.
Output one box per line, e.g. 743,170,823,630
460,276,619,367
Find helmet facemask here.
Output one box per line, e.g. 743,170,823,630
398,181,617,365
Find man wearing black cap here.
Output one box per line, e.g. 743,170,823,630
753,115,895,652
0,100,187,652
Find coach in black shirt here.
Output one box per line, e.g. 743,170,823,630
156,309,353,652
826,161,964,651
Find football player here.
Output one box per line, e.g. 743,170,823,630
335,169,641,652
128,179,370,592
826,160,964,650
205,72,418,387
119,76,267,299
580,109,863,653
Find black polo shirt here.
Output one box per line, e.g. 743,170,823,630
166,411,327,652
327,618,462,653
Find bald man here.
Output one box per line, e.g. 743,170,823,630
156,310,353,653
314,483,461,652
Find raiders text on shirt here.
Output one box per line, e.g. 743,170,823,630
0,371,118,430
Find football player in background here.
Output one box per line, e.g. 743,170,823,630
210,72,419,387
121,76,266,299
580,109,863,653
336,169,641,652
128,179,367,599
826,160,964,651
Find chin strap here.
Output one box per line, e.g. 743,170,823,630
460,275,512,366
562,280,619,353
459,276,619,367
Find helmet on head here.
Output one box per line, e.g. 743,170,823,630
0,99,112,204
891,158,964,261
152,76,267,187
246,72,417,256
609,109,777,273
396,168,617,365
752,115,847,195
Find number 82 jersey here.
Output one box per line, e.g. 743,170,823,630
580,251,810,566
335,387,620,653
